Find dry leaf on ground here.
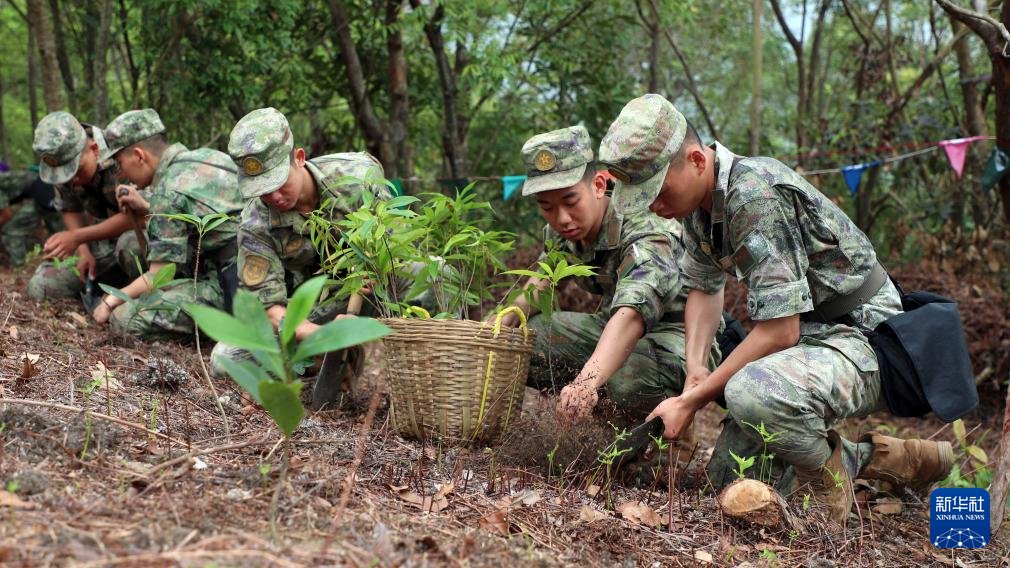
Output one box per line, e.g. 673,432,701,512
579,505,609,523
478,508,509,536
617,501,663,527
0,490,36,510
389,483,452,513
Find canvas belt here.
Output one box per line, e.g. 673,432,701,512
803,261,888,323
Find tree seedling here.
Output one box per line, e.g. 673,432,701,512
186,275,391,540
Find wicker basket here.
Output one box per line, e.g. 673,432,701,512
381,309,535,445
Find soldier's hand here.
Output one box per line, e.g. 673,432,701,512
558,381,598,422
92,297,113,324
116,184,149,212
647,396,698,440
76,252,97,283
495,311,519,327
43,230,81,259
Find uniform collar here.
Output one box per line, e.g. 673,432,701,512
711,141,738,224
151,143,188,189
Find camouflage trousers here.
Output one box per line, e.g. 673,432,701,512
27,232,145,300
208,296,350,378
110,275,224,341
2,201,62,267
527,311,717,418
705,330,885,492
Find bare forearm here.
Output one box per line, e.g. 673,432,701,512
685,288,723,370
680,315,800,408
576,307,645,389
73,212,133,244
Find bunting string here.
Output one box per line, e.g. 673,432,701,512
388,135,1007,200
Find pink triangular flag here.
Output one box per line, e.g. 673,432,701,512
939,136,988,178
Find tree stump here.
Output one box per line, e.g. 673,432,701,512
718,478,802,532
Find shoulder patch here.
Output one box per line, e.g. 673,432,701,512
241,254,270,286
732,231,770,278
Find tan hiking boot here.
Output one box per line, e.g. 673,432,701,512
795,431,854,524
858,433,954,490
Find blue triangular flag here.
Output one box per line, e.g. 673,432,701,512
501,175,526,200
841,164,865,196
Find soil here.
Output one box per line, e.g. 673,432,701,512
0,261,1007,567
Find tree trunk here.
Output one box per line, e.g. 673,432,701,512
47,0,75,112
386,0,413,186
118,0,139,100
28,0,65,112
0,59,6,163
327,0,395,174
935,0,1010,536
27,20,39,127
91,0,113,124
410,0,466,178
750,0,762,155
770,0,808,164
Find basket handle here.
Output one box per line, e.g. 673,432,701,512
490,306,529,339
401,306,431,319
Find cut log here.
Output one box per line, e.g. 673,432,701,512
719,478,802,532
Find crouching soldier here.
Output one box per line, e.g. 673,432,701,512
209,107,392,408
599,94,955,524
499,125,721,423
28,111,144,300
92,109,243,339
0,168,62,267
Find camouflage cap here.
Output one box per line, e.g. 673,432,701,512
520,125,593,196
598,94,686,213
228,107,294,199
33,111,87,185
102,109,166,160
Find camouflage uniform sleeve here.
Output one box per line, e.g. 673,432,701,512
145,190,193,267
0,177,11,210
610,232,680,332
237,201,287,307
729,195,814,321
680,224,726,294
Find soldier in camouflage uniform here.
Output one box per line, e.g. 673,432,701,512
91,109,243,340
209,107,391,388
599,94,953,523
27,111,145,300
501,125,720,422
0,169,62,267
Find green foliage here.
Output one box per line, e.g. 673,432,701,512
505,247,596,320
186,276,391,437
310,183,515,319
942,419,993,489
729,451,755,480
100,262,178,304
741,420,783,484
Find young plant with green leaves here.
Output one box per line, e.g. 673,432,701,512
742,420,783,484
730,450,756,480
504,248,596,321
942,419,993,489
187,275,391,538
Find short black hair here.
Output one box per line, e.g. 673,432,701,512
669,120,702,168
580,161,597,186
128,133,170,157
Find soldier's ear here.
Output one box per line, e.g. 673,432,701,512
292,147,306,167
591,171,608,198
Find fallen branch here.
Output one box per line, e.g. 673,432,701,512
319,390,382,558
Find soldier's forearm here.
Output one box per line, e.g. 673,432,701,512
73,212,133,244
575,307,645,389
682,315,800,409
684,288,723,372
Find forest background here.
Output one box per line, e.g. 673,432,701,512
0,0,1008,277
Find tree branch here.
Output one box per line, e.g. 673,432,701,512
935,0,1010,55
769,0,801,53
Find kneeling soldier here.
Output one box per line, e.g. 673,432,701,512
500,125,721,422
